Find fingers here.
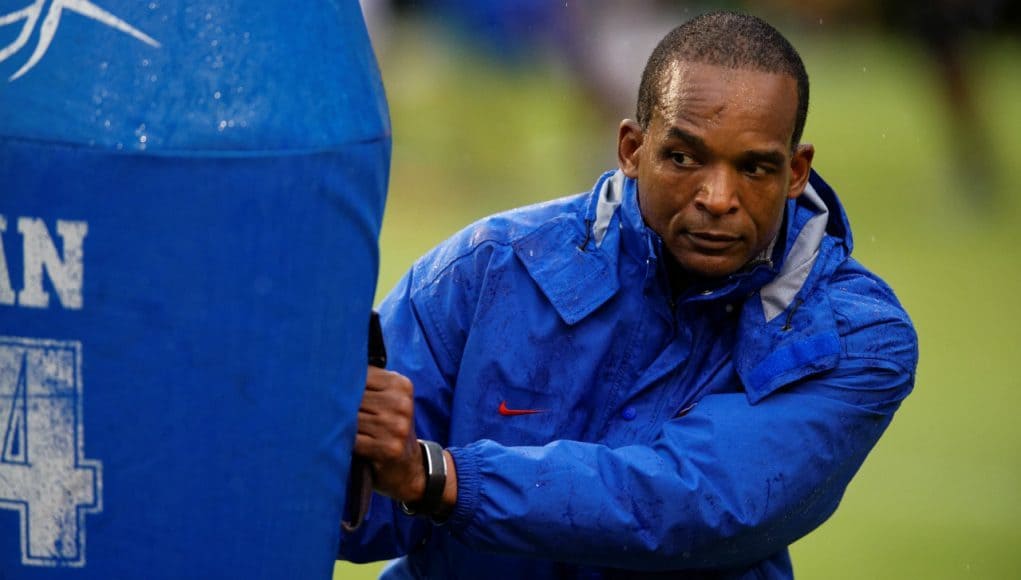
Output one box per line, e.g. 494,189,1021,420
360,367,413,410
359,387,414,416
354,367,417,461
364,366,412,394
353,367,427,501
356,409,413,444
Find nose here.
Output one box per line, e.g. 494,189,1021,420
694,167,740,217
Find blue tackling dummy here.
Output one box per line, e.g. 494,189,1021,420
0,1,389,577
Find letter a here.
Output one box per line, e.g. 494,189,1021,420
0,216,14,305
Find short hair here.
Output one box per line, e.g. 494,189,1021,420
636,11,810,147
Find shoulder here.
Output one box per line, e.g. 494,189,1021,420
824,258,918,372
387,191,593,371
408,191,591,293
737,249,918,402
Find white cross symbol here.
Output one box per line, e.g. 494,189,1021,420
0,0,160,81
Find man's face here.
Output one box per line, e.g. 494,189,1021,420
619,61,814,279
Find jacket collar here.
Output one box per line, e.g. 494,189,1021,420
513,169,852,326
511,171,622,325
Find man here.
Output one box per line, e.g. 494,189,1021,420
341,11,917,579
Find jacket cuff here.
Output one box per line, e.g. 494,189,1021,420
445,444,482,531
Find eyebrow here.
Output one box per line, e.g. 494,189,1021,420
666,126,787,166
665,127,707,151
741,149,786,167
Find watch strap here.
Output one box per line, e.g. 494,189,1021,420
400,439,446,516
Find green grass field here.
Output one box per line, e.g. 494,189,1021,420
335,25,1021,579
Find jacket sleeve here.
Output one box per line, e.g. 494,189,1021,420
445,333,916,570
337,265,456,563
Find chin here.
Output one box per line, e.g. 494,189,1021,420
673,252,744,280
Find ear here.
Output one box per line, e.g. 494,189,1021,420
617,120,644,179
786,143,815,199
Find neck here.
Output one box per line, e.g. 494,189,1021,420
663,253,714,296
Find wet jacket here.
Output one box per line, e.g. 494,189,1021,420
339,170,918,579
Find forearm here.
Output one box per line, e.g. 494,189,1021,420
442,392,896,571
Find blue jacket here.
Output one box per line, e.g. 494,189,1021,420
340,170,918,579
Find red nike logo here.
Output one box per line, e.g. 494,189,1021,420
498,400,544,416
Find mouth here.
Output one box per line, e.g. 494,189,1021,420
684,231,741,252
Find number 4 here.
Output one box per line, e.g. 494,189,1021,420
0,337,103,567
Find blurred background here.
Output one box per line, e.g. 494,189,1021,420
338,0,1021,578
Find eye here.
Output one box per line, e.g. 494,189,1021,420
669,151,698,167
742,162,775,177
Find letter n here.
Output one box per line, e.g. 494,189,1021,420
17,218,88,309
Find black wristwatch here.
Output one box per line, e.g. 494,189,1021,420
399,439,447,517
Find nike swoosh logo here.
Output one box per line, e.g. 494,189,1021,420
498,400,544,416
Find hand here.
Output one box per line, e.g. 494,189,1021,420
354,366,425,502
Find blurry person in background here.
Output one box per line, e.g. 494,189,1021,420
359,0,684,141
363,0,1018,210
762,0,1019,209
884,0,1017,208
341,10,917,580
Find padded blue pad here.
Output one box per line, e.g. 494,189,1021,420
0,1,389,578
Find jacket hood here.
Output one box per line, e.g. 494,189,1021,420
761,170,852,322
736,171,853,403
